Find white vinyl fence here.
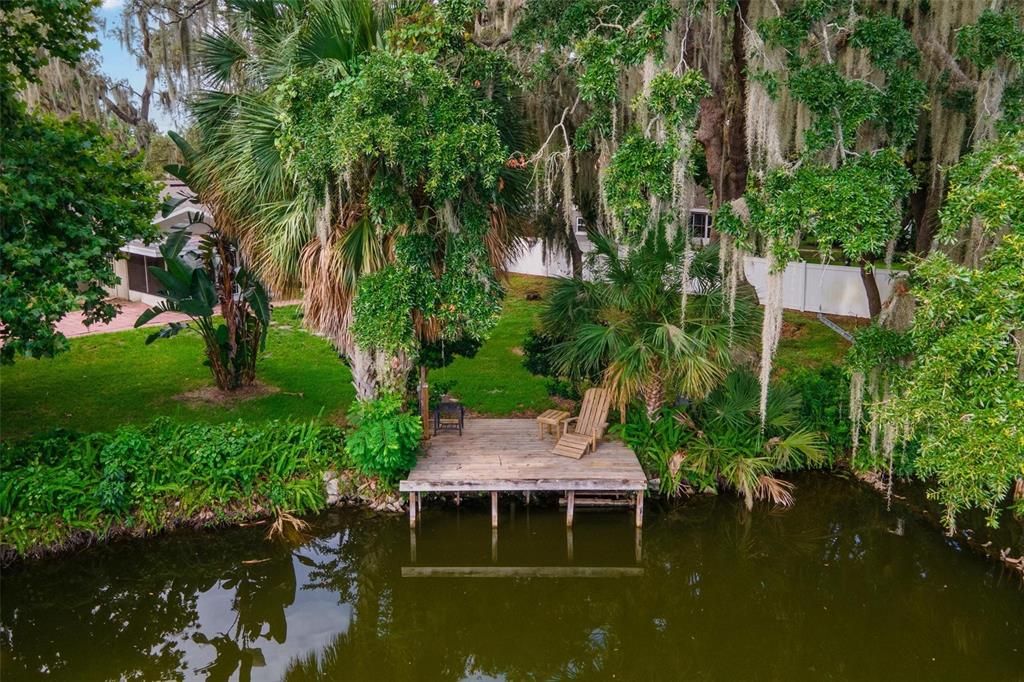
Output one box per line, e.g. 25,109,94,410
507,239,894,319
743,256,897,319
508,239,577,279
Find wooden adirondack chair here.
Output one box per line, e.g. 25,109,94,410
552,388,611,459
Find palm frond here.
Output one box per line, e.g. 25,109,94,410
768,429,827,470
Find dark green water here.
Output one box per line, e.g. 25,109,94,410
2,474,1022,681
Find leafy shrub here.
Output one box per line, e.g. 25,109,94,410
522,328,559,377
429,379,459,411
781,364,851,462
344,393,422,485
685,370,827,509
523,329,592,400
0,419,346,556
613,407,703,495
617,370,828,507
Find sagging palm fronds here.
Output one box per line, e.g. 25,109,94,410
188,0,397,347
186,0,527,399
686,369,827,509
542,226,758,419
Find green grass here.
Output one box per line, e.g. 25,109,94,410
774,310,860,376
0,306,354,441
1,275,854,441
0,277,554,441
430,275,554,416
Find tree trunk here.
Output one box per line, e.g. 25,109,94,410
725,0,750,203
696,0,750,209
640,376,664,421
418,364,431,440
567,230,584,279
914,178,945,255
350,344,376,401
697,96,727,205
859,257,882,318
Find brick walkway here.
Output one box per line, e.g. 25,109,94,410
56,299,302,338
56,300,190,338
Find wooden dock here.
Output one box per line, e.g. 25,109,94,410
399,418,648,528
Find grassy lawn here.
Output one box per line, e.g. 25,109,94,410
0,277,554,441
774,310,860,375
0,306,354,441
430,274,554,416
1,275,854,441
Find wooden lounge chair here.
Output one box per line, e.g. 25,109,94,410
552,387,611,459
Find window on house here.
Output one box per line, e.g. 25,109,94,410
126,253,166,295
689,210,713,240
575,216,587,235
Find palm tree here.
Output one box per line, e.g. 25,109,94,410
686,369,826,509
185,0,395,398
542,226,758,419
187,0,526,400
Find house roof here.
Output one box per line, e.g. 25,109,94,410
155,178,212,231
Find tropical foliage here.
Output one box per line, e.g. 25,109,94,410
344,393,422,485
0,418,345,557
684,370,826,509
189,0,526,401
135,228,271,391
617,369,826,506
541,226,757,419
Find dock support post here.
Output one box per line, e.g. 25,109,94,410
491,528,498,563
490,491,498,529
410,527,417,563
409,492,418,528
634,527,642,563
634,490,644,528
566,527,574,562
566,491,575,527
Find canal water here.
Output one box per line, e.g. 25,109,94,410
2,474,1022,681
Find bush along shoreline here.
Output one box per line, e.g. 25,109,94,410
0,417,406,564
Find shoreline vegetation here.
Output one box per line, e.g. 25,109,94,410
4,429,1019,575
0,417,401,564
4,277,1016,572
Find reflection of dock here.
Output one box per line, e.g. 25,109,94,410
400,419,647,528
401,566,643,578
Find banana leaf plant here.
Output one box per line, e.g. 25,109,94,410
135,225,270,391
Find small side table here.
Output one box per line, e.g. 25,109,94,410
536,409,570,440
434,401,465,436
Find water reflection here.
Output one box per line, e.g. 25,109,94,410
1,475,1022,681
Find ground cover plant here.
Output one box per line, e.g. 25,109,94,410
0,418,346,559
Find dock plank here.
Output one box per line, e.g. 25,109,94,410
400,419,647,493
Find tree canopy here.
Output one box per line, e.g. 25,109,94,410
1,0,158,364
